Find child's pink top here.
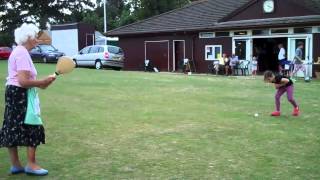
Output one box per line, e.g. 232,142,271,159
6,45,37,87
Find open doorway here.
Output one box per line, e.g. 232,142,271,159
253,38,287,72
173,40,185,72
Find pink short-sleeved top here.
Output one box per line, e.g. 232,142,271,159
6,45,37,87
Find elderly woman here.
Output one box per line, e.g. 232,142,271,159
0,23,55,176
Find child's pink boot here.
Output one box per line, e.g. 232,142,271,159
271,111,281,116
292,107,300,116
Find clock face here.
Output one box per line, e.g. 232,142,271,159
263,0,274,13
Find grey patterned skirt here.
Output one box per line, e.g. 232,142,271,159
0,85,45,147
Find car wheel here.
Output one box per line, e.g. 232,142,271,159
43,57,47,63
73,59,78,67
95,61,103,70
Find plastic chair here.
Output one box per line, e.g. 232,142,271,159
239,60,250,76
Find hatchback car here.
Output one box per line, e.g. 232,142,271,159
0,47,12,59
30,44,65,63
73,45,124,70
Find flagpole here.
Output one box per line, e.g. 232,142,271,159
104,0,108,45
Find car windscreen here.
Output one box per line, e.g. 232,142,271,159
40,45,57,52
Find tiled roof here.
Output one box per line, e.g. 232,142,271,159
107,0,250,36
292,0,320,13
211,15,320,30
107,0,320,36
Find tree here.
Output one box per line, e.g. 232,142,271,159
132,0,192,20
0,0,95,30
69,0,126,32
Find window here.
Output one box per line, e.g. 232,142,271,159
294,27,312,34
108,46,119,54
271,29,288,34
98,47,104,53
89,46,100,53
235,40,246,60
199,32,214,38
205,45,222,60
80,46,91,54
234,31,247,36
252,29,269,35
30,46,41,53
108,46,123,54
215,31,229,37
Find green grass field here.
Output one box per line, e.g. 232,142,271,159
0,61,319,179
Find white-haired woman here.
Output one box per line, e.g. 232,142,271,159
0,23,55,176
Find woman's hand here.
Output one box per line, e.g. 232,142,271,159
38,75,56,89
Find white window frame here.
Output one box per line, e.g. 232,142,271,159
233,30,249,36
205,45,222,61
293,27,313,34
214,31,230,37
199,32,215,38
270,28,289,34
311,26,320,33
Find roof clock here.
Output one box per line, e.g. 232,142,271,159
263,0,275,13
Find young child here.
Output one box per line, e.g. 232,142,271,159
251,56,258,76
264,71,299,116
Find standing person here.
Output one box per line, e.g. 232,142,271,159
291,42,306,79
264,71,299,116
229,54,239,75
251,56,258,77
222,53,230,75
0,23,56,176
278,43,286,73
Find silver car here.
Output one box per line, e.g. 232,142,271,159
73,45,124,70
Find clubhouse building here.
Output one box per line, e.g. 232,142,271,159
107,0,320,76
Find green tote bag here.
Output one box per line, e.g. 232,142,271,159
24,87,43,125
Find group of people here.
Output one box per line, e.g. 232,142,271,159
214,41,308,78
212,53,242,76
212,53,258,76
277,42,307,79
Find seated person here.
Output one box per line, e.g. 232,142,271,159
144,60,153,72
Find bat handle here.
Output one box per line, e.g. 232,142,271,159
52,72,59,77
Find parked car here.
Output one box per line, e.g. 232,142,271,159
0,47,12,59
73,45,124,70
30,44,65,63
